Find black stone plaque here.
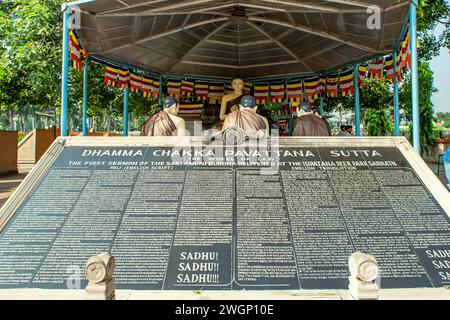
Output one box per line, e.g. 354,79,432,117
0,145,449,290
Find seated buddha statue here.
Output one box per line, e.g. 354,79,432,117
220,78,245,121
140,96,186,137
223,95,269,138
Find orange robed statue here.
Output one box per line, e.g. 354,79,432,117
223,95,269,138
141,96,186,137
292,102,331,137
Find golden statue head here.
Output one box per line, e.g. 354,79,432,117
231,78,244,93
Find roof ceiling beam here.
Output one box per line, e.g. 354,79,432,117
300,42,343,61
240,47,288,55
189,54,239,62
255,0,340,12
96,0,170,15
169,21,230,72
319,0,376,9
138,0,219,14
205,39,238,46
246,1,408,14
245,21,313,72
247,16,378,53
131,16,140,42
200,47,237,54
240,60,301,69
181,60,238,69
102,17,228,54
240,39,273,46
97,12,228,17
97,1,236,17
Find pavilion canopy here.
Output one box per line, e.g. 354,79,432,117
74,0,410,79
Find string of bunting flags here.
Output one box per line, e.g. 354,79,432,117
68,27,416,104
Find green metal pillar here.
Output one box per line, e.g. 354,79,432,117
158,75,163,112
123,88,129,137
61,9,70,137
82,61,89,136
393,52,400,136
353,65,361,136
410,0,420,153
319,96,324,116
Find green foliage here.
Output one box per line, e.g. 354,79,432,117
417,0,450,61
363,108,393,136
262,102,283,118
400,62,437,154
436,112,450,128
0,0,63,112
322,95,354,114
18,133,26,142
359,79,392,111
0,0,157,132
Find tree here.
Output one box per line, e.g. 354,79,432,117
0,0,157,132
436,112,450,128
400,62,437,154
0,1,63,114
417,0,450,61
363,108,393,136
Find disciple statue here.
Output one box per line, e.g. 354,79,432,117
141,96,186,136
219,78,245,121
292,102,331,136
222,95,269,138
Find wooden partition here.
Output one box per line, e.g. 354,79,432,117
0,131,18,174
18,128,58,168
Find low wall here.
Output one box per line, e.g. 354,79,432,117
18,131,35,164
18,128,58,165
35,128,58,161
0,131,18,174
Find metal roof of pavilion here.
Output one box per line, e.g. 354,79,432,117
73,0,410,79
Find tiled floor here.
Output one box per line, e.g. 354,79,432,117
0,172,27,209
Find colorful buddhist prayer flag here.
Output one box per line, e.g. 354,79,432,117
254,82,269,105
339,69,354,97
195,81,209,100
225,83,233,93
395,51,403,82
304,77,321,102
394,29,419,82
152,77,160,98
209,82,225,104
385,56,394,83
368,59,384,79
167,79,181,97
117,68,130,90
358,66,367,89
141,76,154,98
104,65,119,87
286,80,303,103
326,74,339,98
402,33,417,73
129,72,143,93
244,82,253,95
401,34,409,72
319,77,326,96
178,103,203,116
270,82,285,103
181,80,194,96
69,29,83,71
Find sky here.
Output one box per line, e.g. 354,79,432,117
430,25,450,114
